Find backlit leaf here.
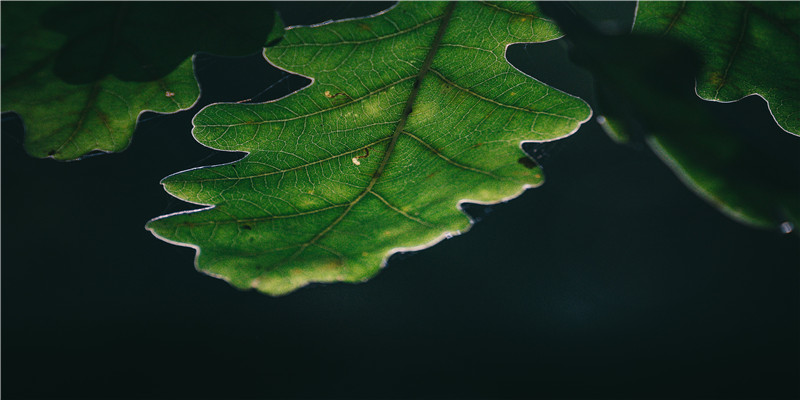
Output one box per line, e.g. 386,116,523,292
147,2,591,295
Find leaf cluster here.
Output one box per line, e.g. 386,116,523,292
2,1,797,295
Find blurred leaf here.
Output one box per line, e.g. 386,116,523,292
1,2,283,160
540,2,800,231
634,1,800,136
147,2,591,295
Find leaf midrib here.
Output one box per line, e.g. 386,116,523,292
282,2,458,265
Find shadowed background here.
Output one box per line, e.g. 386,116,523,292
2,2,798,399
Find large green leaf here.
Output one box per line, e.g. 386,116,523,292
1,2,282,160
538,2,800,231
633,1,800,136
147,2,591,295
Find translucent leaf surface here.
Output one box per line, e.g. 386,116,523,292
1,2,282,160
147,2,591,295
634,1,800,135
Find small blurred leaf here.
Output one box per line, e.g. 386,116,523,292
1,2,282,160
634,1,800,136
540,2,800,231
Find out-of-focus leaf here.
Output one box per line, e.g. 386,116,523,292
1,2,283,160
540,2,800,231
147,2,591,295
634,1,800,136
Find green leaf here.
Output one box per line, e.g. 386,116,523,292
1,2,282,160
538,2,800,232
633,1,800,136
147,2,591,295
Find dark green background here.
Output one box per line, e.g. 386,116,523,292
3,2,798,399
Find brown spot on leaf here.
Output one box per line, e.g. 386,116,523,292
324,90,350,100
353,147,371,165
356,147,370,160
517,156,538,169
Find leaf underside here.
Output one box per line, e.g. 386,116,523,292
634,1,800,136
147,1,591,296
1,2,282,160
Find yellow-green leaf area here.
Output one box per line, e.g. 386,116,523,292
1,2,282,160
634,1,800,135
146,2,591,296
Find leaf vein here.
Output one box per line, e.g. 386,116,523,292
428,68,580,121
402,131,509,181
369,190,433,227
195,76,416,128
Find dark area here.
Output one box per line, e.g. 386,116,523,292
538,2,800,228
2,2,798,399
39,2,278,83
